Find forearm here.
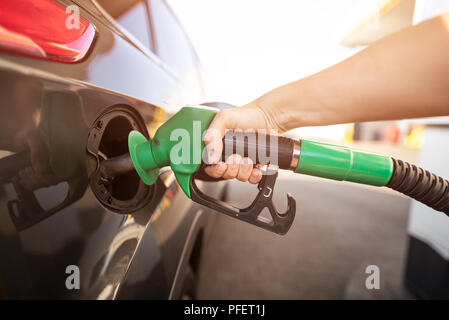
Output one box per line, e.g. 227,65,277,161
255,13,449,130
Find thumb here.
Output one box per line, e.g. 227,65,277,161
203,110,236,164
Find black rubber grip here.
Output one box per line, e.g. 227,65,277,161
387,158,449,216
222,131,294,169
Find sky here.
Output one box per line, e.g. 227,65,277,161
166,0,383,140
167,0,449,140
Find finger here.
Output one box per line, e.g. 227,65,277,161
204,162,227,178
204,110,236,164
205,110,236,142
237,157,253,182
248,167,263,184
223,154,242,179
204,140,222,164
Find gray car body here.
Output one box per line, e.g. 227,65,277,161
0,0,223,299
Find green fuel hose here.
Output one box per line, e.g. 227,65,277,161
294,140,449,216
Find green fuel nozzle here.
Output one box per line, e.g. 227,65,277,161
128,106,217,197
100,105,449,234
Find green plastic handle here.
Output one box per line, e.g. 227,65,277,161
129,106,218,198
295,140,393,186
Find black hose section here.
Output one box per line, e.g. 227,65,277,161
222,131,294,169
386,158,449,216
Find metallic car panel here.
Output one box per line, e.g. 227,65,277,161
0,0,215,299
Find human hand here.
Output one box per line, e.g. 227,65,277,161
203,101,285,184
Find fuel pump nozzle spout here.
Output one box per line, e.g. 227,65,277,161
99,153,135,180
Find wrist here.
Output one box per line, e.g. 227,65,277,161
252,80,319,131
264,76,343,130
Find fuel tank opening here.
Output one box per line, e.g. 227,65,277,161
98,116,139,201
86,106,154,213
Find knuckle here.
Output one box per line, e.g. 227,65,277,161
237,171,251,182
218,109,230,119
205,168,220,178
249,168,262,184
224,166,239,179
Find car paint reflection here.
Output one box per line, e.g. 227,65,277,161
0,0,206,299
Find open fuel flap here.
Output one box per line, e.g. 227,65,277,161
86,106,155,213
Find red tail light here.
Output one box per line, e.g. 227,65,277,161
0,0,96,63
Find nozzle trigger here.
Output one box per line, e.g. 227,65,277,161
189,166,295,235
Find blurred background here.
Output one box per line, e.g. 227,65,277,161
166,0,449,299
169,0,449,144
